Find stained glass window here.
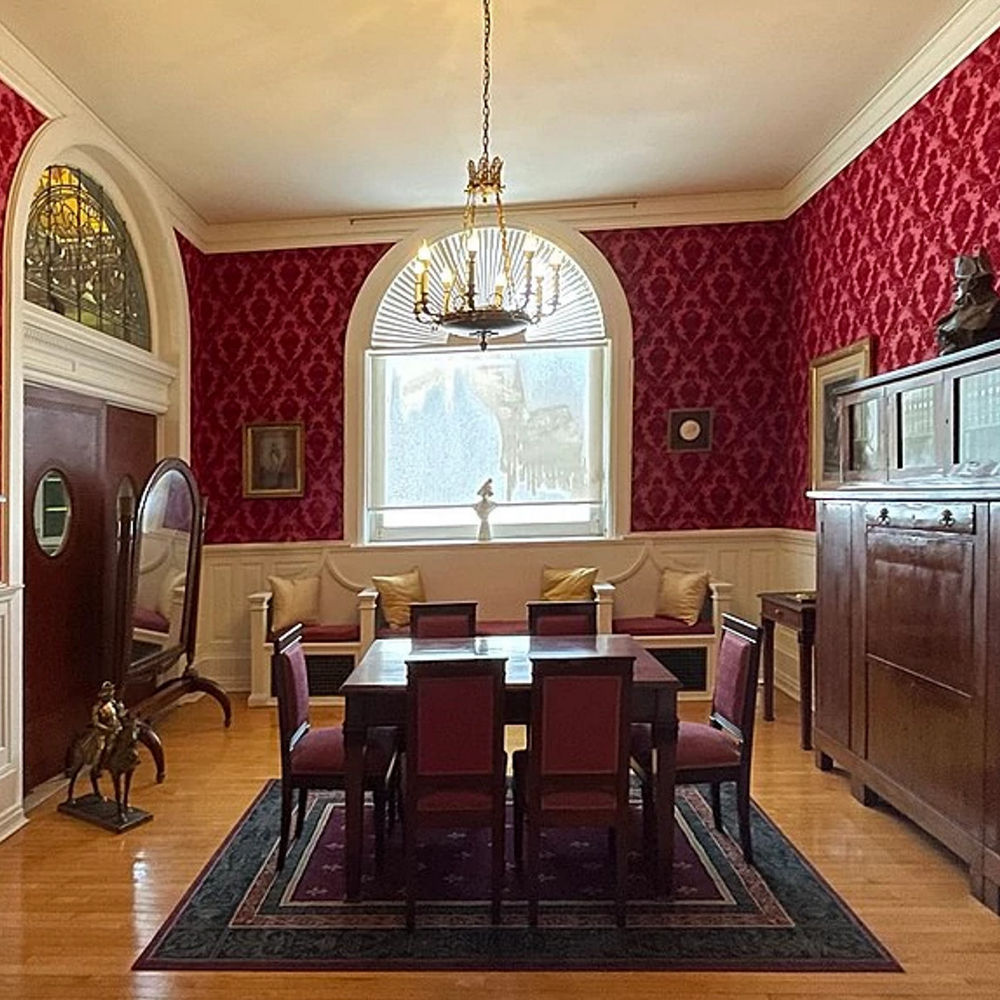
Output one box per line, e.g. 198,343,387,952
24,165,150,349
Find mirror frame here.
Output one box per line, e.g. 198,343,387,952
114,457,205,688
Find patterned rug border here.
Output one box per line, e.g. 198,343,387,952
134,781,902,973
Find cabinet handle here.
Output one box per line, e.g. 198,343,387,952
940,508,955,527
877,507,890,525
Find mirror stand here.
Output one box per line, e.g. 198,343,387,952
113,458,231,781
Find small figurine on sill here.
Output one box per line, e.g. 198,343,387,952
935,248,1000,355
474,478,497,542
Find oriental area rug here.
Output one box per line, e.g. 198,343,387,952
134,781,899,972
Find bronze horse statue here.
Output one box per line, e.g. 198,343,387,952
65,682,143,822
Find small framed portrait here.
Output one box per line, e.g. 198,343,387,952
667,409,713,452
809,337,873,489
243,423,304,498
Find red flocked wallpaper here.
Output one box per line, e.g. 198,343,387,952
784,28,1000,528
0,79,46,414
180,237,389,542
585,224,794,530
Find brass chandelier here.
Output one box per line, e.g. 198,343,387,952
412,0,563,350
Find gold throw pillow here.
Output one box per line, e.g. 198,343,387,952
268,574,321,632
540,566,598,601
372,568,425,628
655,568,710,626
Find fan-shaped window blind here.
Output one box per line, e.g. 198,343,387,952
373,227,604,348
366,228,609,543
24,165,151,350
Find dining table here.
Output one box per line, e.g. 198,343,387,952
339,632,681,901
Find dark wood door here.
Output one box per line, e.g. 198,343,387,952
23,389,158,791
23,386,106,789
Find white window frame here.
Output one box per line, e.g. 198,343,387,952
343,219,634,545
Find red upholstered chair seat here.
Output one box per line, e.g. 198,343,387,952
377,624,410,638
630,721,741,771
512,751,616,811
290,725,395,777
612,615,714,636
134,605,169,632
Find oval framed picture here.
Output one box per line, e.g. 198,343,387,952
667,408,712,452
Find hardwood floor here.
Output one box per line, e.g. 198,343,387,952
2,691,1000,998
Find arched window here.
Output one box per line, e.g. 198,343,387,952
365,226,610,543
23,165,150,349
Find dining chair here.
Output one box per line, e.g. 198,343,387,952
526,600,597,636
512,655,634,927
630,612,763,862
272,623,400,871
404,656,507,929
410,601,478,638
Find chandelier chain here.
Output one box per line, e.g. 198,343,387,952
481,0,492,161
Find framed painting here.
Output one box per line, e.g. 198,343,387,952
243,423,304,498
809,338,873,489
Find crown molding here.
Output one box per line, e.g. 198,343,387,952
1,2,998,254
197,189,789,254
782,0,1000,215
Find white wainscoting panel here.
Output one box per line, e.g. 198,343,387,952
0,586,26,842
195,528,818,697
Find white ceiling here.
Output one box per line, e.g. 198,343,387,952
0,0,971,225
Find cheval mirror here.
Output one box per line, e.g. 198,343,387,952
113,457,231,779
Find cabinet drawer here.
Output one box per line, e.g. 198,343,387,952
864,501,974,533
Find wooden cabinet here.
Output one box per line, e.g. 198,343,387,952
810,341,1000,911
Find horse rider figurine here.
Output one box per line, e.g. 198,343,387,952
65,681,142,822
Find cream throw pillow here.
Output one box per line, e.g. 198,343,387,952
540,566,598,601
268,574,321,632
656,568,710,625
372,568,425,628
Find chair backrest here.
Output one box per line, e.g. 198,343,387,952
527,600,597,637
410,601,478,639
710,613,764,751
271,623,311,762
405,657,506,802
526,655,633,809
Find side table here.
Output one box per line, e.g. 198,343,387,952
758,591,816,750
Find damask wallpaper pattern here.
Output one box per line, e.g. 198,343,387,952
784,28,1000,528
0,80,46,413
180,237,389,542
585,224,794,531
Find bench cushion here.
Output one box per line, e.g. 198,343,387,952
378,619,528,639
271,623,360,643
612,615,714,637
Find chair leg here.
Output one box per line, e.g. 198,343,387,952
615,816,628,928
710,782,723,832
513,790,524,868
373,786,386,871
736,778,753,864
640,779,656,853
278,780,293,871
607,825,616,859
404,806,416,930
295,787,308,840
491,805,505,924
527,820,540,927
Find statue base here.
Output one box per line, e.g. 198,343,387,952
58,794,153,833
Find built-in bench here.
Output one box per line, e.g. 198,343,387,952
246,546,731,705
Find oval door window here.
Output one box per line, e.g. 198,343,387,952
33,469,72,556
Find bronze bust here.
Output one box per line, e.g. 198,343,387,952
935,248,1000,355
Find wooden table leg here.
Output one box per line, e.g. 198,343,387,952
761,616,775,721
343,716,366,901
798,632,813,750
653,714,677,897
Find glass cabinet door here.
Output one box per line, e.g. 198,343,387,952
954,366,1000,473
845,392,884,479
890,375,943,478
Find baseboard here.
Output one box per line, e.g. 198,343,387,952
0,801,28,842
